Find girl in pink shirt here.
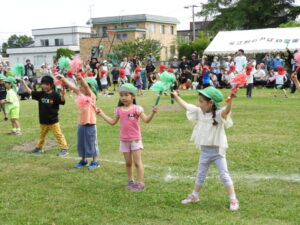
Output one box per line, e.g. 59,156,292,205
97,83,158,192
57,74,100,170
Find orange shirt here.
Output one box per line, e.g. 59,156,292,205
77,92,96,125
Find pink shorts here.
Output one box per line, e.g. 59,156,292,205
120,140,143,152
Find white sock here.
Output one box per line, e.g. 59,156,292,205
229,193,236,200
192,190,199,196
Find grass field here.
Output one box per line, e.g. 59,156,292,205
0,88,300,225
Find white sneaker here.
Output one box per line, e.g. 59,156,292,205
181,194,199,204
229,199,239,211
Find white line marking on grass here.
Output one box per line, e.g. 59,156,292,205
28,154,300,182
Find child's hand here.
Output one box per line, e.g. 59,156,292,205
76,74,83,81
152,106,158,113
291,73,297,81
55,74,64,80
95,107,103,115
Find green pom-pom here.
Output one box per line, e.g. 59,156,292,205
107,63,113,68
160,72,176,85
150,81,166,93
11,63,25,77
99,45,104,50
58,57,70,72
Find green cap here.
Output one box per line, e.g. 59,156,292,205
118,83,137,95
4,76,16,84
84,77,98,99
199,86,224,109
0,74,6,80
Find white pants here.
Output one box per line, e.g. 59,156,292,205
195,146,233,187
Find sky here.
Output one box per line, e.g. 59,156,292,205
1,0,300,46
0,0,207,46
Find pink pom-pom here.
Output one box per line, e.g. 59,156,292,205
54,79,63,86
85,65,90,70
75,94,93,108
70,56,83,72
294,51,300,66
230,73,247,87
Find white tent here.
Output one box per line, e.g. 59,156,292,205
204,27,300,55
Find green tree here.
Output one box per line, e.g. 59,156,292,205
112,39,161,62
1,34,33,56
56,48,75,60
198,0,300,33
279,20,300,27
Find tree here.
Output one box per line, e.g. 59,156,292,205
178,32,211,59
112,39,161,61
56,48,75,60
1,34,33,57
279,20,300,27
198,0,300,33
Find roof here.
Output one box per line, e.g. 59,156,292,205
204,27,300,55
88,14,180,25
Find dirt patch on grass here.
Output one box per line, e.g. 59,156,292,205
12,139,57,151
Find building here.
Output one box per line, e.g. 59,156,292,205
7,26,91,68
177,21,211,41
80,14,179,62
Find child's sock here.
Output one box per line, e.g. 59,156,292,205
12,128,17,132
192,190,199,197
16,128,21,131
229,193,236,200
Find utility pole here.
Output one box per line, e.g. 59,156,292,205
184,5,200,41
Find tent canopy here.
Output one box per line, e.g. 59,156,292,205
204,27,300,55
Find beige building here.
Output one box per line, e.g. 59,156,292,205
80,14,179,62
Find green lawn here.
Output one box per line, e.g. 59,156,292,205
0,88,300,225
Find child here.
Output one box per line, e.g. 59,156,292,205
18,76,32,100
111,65,120,91
172,87,239,211
57,74,100,169
274,66,288,98
140,63,147,90
134,68,143,96
245,65,254,98
0,77,21,134
119,68,127,85
100,70,109,97
0,74,8,121
148,72,156,89
21,75,69,156
96,83,158,191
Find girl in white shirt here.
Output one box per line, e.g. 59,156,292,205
172,87,239,211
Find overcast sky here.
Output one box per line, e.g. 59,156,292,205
0,0,207,45
1,0,300,46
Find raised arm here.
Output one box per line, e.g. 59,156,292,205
221,98,232,120
171,91,189,110
56,74,80,95
77,75,92,96
96,108,119,125
291,73,300,93
20,79,32,95
139,106,158,123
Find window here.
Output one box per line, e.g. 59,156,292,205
160,25,165,34
55,39,64,46
170,45,176,55
170,26,174,35
138,33,146,39
150,24,155,33
114,25,118,29
122,33,128,40
97,26,107,37
127,24,138,28
117,33,128,40
40,39,49,46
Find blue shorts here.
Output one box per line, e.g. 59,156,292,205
101,84,108,89
136,85,142,89
77,124,100,158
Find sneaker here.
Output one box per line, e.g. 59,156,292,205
88,161,99,170
31,148,44,153
126,180,135,190
181,194,199,204
4,117,8,121
14,131,22,135
131,182,145,192
57,149,69,156
229,199,239,211
7,131,16,135
74,160,88,168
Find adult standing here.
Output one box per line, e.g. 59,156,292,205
145,60,156,79
24,59,37,90
120,57,132,83
179,56,190,74
90,58,100,91
190,54,200,82
234,49,247,72
271,54,284,71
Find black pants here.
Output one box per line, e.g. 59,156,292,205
246,83,253,97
